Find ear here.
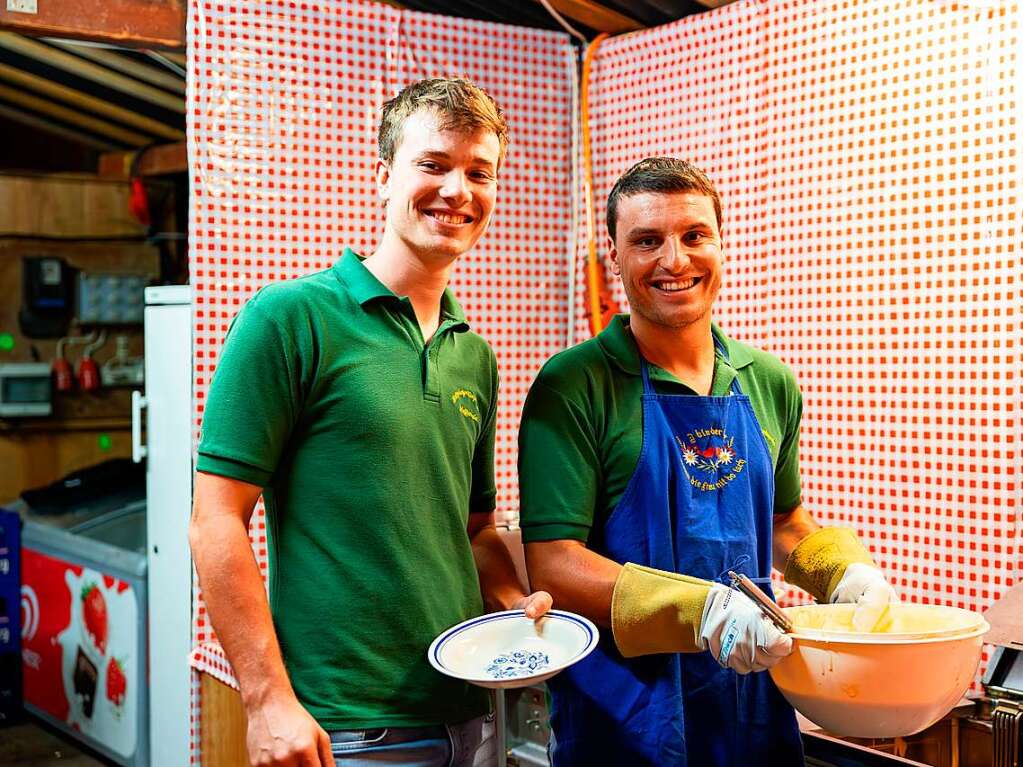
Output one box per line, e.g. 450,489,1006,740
607,235,621,276
375,158,391,202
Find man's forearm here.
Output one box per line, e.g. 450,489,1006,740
470,522,529,611
772,504,821,573
191,514,293,707
525,540,620,627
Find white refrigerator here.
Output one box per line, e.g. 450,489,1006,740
135,284,193,767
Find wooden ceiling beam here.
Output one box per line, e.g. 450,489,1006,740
98,141,186,178
0,0,184,50
0,32,185,112
0,101,116,150
0,62,185,140
535,0,642,34
46,39,186,94
0,81,150,145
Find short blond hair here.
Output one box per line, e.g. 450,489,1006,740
378,78,509,166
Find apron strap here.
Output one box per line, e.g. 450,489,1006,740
639,356,655,395
712,332,745,397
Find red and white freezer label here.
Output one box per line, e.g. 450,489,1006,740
21,548,138,758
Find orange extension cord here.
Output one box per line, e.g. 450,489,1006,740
581,33,618,337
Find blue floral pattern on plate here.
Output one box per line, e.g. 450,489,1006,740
486,650,551,680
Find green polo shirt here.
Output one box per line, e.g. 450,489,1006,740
518,315,803,546
197,247,492,728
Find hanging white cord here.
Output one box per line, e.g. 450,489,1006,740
144,50,187,78
41,37,187,78
537,0,589,45
536,1,587,344
397,10,454,79
567,42,581,347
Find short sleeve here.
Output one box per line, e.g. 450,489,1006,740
469,351,498,515
518,378,601,543
773,366,803,514
197,300,306,488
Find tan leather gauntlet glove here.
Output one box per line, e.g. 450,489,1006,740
610,563,712,658
782,526,876,603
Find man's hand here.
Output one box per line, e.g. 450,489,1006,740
699,585,793,674
512,590,553,620
830,562,898,632
245,694,334,767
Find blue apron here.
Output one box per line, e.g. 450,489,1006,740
548,338,804,767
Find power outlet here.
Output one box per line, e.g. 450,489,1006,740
6,0,37,13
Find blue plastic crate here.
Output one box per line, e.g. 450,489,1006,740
0,583,15,652
0,509,18,588
0,509,19,653
0,509,20,726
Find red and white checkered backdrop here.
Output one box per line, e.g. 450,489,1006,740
188,0,1020,755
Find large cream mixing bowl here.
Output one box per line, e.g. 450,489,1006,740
769,603,989,738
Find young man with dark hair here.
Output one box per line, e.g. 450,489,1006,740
519,157,895,766
191,78,551,767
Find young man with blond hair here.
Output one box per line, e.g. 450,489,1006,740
191,78,550,767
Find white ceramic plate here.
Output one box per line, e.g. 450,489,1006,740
428,609,600,689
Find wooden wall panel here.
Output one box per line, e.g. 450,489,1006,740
0,425,131,500
199,673,248,767
0,173,163,500
0,173,146,238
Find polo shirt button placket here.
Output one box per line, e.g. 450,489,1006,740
423,334,442,405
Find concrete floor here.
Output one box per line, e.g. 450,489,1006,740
0,718,110,766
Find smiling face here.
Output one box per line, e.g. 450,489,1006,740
609,191,723,331
376,108,501,265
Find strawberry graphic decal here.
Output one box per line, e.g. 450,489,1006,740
81,583,107,655
106,657,127,708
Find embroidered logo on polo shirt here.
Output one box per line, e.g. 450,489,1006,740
451,389,481,423
674,429,747,492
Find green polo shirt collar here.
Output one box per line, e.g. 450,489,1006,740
333,247,469,328
596,314,753,395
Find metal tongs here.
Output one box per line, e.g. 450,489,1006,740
727,570,794,633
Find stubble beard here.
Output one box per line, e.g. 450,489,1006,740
628,287,710,332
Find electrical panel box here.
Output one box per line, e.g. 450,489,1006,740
20,257,75,338
78,274,147,325
0,362,52,417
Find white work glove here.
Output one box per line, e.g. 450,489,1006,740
699,584,792,674
829,562,899,632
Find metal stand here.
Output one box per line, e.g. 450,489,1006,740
496,688,507,767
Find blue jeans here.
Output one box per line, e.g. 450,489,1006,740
329,713,496,766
